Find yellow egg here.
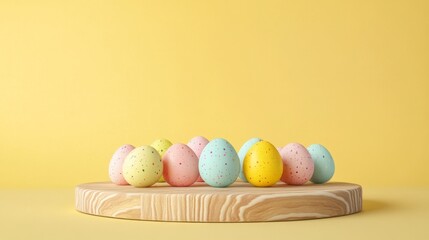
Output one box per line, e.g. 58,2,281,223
243,141,283,187
122,146,162,187
150,138,173,182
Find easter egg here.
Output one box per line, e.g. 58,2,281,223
108,144,135,185
243,141,283,187
199,138,240,187
150,138,173,182
187,136,209,182
307,144,335,184
280,143,314,185
162,143,199,187
122,146,163,187
237,138,262,182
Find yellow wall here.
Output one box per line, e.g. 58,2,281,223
1,0,428,188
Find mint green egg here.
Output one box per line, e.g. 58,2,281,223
199,138,240,187
307,144,335,184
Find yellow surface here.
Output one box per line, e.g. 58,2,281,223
1,1,428,188
0,187,427,239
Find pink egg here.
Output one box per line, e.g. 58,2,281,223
108,144,135,185
163,143,199,187
187,136,209,182
280,143,314,185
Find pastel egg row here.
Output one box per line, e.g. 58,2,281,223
108,136,335,188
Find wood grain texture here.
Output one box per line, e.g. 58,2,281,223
75,182,362,222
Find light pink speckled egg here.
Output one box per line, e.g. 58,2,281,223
163,143,199,187
280,143,314,185
187,136,209,182
109,144,135,185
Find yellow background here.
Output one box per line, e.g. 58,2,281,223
1,0,428,188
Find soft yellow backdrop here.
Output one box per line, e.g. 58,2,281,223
1,0,428,188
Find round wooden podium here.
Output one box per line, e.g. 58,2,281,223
75,181,362,222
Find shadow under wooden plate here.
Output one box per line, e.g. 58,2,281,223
75,182,362,222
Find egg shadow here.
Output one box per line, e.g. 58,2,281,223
362,199,392,214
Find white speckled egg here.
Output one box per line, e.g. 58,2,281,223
108,144,135,185
122,146,163,187
280,143,314,185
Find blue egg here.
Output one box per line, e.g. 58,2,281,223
237,138,262,182
199,138,240,187
307,144,335,184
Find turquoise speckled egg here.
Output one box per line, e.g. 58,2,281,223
199,138,240,187
307,144,335,184
237,138,262,182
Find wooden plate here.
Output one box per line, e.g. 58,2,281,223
75,182,362,222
